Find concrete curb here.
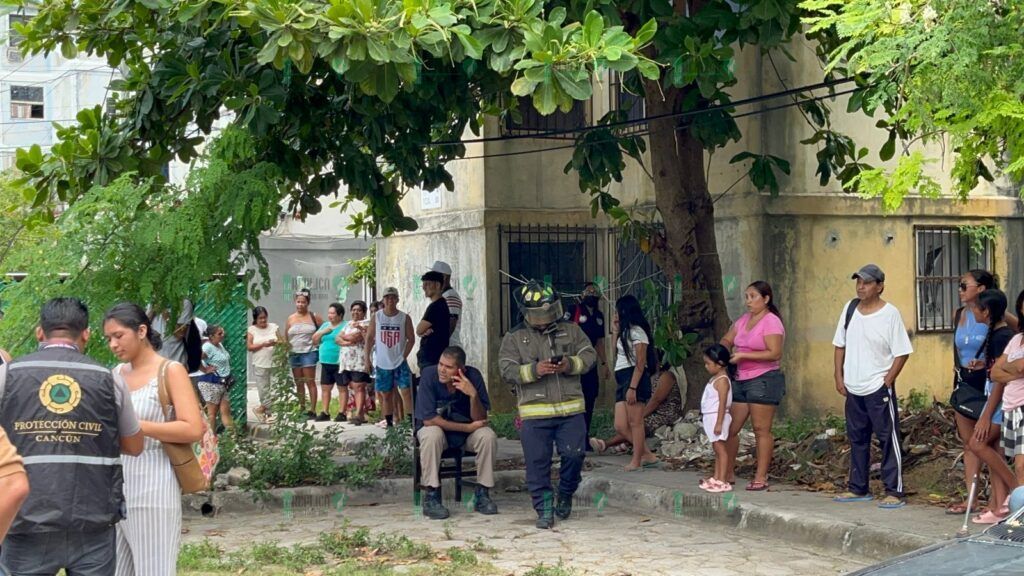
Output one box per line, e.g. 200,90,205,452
569,475,937,561
187,468,939,560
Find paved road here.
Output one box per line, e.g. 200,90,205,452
184,495,868,576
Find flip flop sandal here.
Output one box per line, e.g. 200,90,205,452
706,480,733,493
746,481,769,491
834,492,874,503
642,460,663,469
972,510,1008,524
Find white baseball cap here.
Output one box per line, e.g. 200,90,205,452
428,261,453,276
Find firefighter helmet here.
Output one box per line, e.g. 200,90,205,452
518,281,563,328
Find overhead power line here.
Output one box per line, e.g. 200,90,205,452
428,77,857,147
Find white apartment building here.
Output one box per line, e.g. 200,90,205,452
0,11,117,170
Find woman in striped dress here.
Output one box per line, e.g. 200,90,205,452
104,302,204,576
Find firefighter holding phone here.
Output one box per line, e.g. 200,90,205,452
498,281,597,529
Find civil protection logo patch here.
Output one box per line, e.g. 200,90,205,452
39,374,82,415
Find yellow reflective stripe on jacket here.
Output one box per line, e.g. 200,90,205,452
568,355,585,375
518,363,537,384
519,398,585,418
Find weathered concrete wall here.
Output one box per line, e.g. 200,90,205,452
376,211,490,378
761,195,1024,416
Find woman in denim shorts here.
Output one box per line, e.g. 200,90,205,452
287,289,321,419
720,281,786,491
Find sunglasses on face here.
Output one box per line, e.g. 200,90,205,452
959,283,978,291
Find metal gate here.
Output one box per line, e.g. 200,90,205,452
195,283,249,424
608,227,671,309
497,224,601,334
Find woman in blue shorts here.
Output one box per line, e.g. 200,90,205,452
287,289,321,419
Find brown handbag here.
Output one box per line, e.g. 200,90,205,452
155,360,209,494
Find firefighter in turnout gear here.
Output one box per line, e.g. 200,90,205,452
499,281,596,529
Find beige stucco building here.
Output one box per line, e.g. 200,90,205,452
377,44,1024,416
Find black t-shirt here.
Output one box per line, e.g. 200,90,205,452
565,303,605,346
989,326,1016,365
417,298,451,367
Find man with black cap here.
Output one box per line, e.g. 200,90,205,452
832,264,913,509
416,271,451,373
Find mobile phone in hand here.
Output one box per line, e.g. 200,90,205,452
550,355,564,364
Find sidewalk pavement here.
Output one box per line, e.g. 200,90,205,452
228,396,968,561
579,453,961,561
245,388,385,449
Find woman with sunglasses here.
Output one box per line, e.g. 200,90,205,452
949,270,1017,515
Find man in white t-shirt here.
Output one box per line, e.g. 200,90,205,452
832,264,913,509
429,261,463,348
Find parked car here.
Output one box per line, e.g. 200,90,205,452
848,517,1024,575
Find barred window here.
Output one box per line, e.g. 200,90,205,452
498,224,599,333
7,14,30,47
502,96,589,139
11,85,43,119
916,227,994,332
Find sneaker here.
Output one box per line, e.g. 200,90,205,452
334,412,347,423
555,492,573,520
474,487,498,515
422,488,450,520
315,412,330,422
305,411,317,420
877,495,906,509
833,492,874,503
350,414,363,426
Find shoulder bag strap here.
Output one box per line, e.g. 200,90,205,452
155,359,173,421
843,299,861,332
953,307,964,369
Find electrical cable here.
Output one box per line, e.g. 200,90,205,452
428,77,856,147
447,86,858,162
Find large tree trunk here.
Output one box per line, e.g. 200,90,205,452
644,84,732,410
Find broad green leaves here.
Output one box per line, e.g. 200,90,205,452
7,0,658,239
510,9,657,114
729,152,791,196
804,0,1024,205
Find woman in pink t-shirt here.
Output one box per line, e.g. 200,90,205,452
719,281,786,491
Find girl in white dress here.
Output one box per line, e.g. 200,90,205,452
104,302,204,576
700,344,734,494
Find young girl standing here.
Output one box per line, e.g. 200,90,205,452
701,344,734,493
995,290,1024,484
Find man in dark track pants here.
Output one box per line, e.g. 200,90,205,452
832,264,913,509
499,281,596,529
563,282,610,446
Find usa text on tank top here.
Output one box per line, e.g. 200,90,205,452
375,309,408,370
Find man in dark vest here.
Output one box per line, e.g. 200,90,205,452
0,298,144,575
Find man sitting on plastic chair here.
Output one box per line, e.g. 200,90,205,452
415,345,499,520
